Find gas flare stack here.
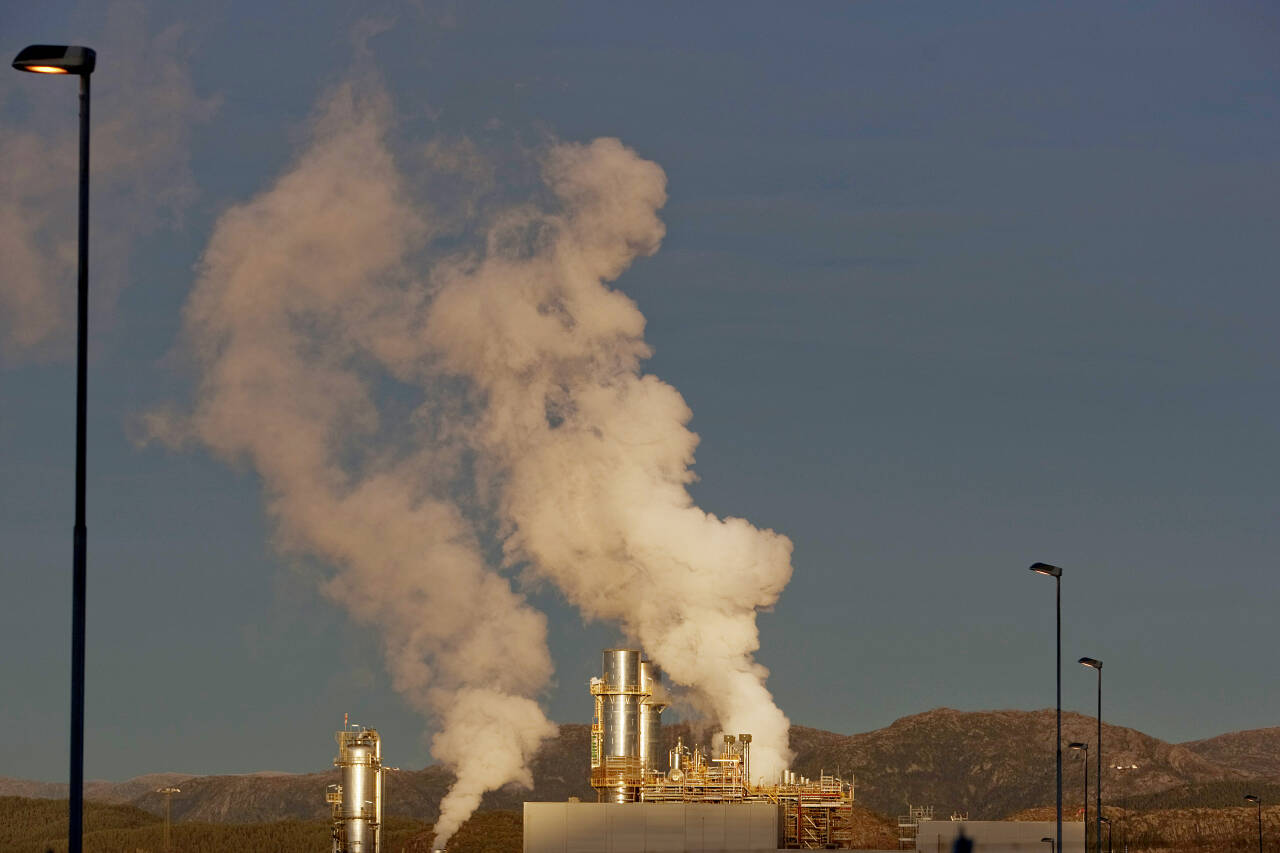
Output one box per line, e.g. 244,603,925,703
326,723,384,853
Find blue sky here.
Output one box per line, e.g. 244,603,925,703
2,0,1278,782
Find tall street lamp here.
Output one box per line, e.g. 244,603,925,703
1099,816,1112,853
1031,561,1064,851
1245,795,1261,853
1079,657,1103,853
11,43,97,853
1070,742,1089,849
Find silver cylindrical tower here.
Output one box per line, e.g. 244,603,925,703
332,727,382,853
591,649,645,803
638,659,666,776
602,650,641,690
601,649,641,760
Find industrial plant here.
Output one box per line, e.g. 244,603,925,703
526,648,860,852
318,653,1076,853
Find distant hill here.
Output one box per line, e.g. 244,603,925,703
1127,780,1280,811
0,796,158,852
787,708,1244,819
1181,727,1280,780
3,711,1274,829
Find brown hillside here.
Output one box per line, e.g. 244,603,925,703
1181,727,1280,780
788,708,1240,819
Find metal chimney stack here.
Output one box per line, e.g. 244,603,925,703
639,658,667,778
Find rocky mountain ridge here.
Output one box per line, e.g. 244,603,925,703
1179,726,1280,779
2,710,1273,825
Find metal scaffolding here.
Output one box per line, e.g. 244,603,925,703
897,804,934,850
613,732,858,849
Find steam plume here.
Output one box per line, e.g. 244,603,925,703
154,78,794,843
147,83,555,846
0,1,214,359
425,138,795,780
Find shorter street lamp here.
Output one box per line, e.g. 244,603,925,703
1069,742,1089,850
1245,795,1261,853
1079,657,1104,853
1042,837,1056,853
1099,816,1112,853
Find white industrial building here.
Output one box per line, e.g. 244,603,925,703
523,802,783,853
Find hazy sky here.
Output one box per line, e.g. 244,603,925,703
3,0,1278,783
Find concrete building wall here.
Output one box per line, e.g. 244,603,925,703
915,821,1085,853
524,802,781,853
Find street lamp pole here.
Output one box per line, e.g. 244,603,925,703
1080,657,1103,853
1031,562,1064,852
1245,795,1261,853
1070,742,1089,849
11,43,97,853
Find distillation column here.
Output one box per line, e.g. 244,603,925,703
330,726,383,853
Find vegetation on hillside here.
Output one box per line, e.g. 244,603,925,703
0,797,157,850
5,795,1274,852
0,798,514,853
1123,805,1278,852
1006,803,1278,852
1127,779,1280,810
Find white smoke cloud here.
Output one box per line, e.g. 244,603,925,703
154,75,794,845
146,81,556,847
0,0,215,360
425,138,796,781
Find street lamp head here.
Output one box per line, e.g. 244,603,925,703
1069,741,1088,751
1030,562,1063,578
1079,656,1103,670
12,44,96,75
1100,816,1110,825
1244,795,1260,804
